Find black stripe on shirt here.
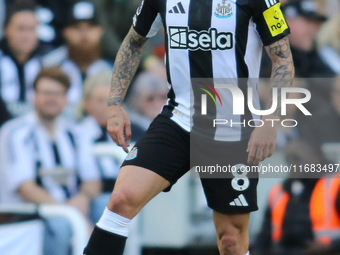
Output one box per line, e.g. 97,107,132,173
189,0,215,140
161,0,178,118
235,4,254,140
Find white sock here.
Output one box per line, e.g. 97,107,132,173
96,207,131,237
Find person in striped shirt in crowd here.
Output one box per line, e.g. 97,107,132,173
0,67,101,255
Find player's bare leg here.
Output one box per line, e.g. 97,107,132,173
213,211,250,255
107,165,170,218
84,165,170,255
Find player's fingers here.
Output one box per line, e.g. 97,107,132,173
247,144,256,164
121,142,129,153
246,136,253,153
107,120,121,139
268,144,275,157
262,145,270,159
124,121,132,142
115,128,129,153
116,129,127,148
254,148,263,165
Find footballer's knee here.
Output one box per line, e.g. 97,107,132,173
215,214,249,255
107,188,140,219
219,233,239,255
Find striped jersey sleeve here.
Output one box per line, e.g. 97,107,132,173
249,0,290,46
132,0,163,38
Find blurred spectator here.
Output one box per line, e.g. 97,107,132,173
0,4,45,103
43,1,112,104
298,75,340,143
0,67,101,255
0,0,5,38
282,0,334,78
6,0,72,47
277,0,337,141
317,12,340,74
253,139,340,255
125,71,168,141
78,71,120,221
0,98,11,127
79,71,142,255
259,78,302,147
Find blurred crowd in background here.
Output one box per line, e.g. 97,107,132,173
0,0,340,254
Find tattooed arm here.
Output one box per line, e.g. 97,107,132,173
107,26,148,152
247,37,294,164
108,26,148,106
265,36,295,117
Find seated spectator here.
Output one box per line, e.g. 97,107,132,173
0,4,45,103
298,75,340,143
0,67,101,255
5,0,72,47
317,12,340,73
279,0,337,141
43,1,112,104
79,71,142,255
253,139,340,255
79,71,121,221
0,98,11,127
0,0,5,39
125,71,168,141
283,0,334,78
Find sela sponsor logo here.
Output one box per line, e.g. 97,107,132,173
215,0,233,19
169,26,233,50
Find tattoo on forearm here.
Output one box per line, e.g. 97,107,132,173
266,37,295,117
108,27,147,106
107,98,123,107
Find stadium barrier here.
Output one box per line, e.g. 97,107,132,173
0,204,89,255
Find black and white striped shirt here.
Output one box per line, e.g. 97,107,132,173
133,0,289,141
42,46,113,104
0,40,42,103
80,116,122,192
0,112,99,203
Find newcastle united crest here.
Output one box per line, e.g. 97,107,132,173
215,0,233,19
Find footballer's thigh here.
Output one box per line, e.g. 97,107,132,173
107,165,170,219
107,114,190,219
213,211,250,255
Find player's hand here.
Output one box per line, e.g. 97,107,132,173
107,105,131,153
247,116,278,165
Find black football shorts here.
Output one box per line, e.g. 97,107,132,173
121,114,258,213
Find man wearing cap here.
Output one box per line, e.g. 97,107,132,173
281,0,337,144
283,0,334,78
42,1,112,104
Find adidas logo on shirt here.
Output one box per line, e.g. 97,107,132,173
229,194,249,206
169,2,185,14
